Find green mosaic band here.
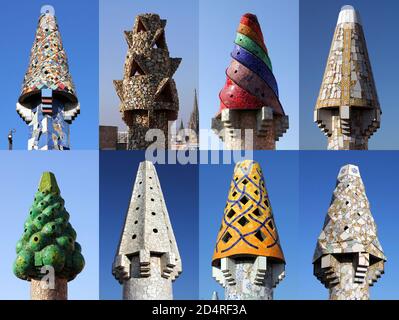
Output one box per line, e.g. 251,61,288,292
235,33,272,71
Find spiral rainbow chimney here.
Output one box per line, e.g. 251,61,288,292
212,14,288,150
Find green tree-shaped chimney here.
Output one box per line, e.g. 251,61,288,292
13,172,84,283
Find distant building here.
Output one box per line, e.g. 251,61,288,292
99,126,118,150
187,89,199,147
171,90,199,150
99,126,127,150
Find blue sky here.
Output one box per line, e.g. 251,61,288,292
199,0,299,150
0,0,99,150
199,151,300,299
0,151,99,299
299,151,397,299
99,151,199,299
300,0,399,149
99,0,199,130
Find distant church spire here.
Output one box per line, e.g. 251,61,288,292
188,89,199,135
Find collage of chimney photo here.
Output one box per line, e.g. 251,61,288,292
0,0,398,306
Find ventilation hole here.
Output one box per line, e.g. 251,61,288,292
136,207,139,210
252,208,261,217
267,220,275,230
242,179,248,185
237,216,249,227
138,195,141,198
234,177,238,181
222,232,232,243
154,31,167,49
234,70,237,73
150,187,153,190
264,199,269,207
254,230,266,242
240,196,249,205
230,95,233,98
34,237,39,242
227,208,236,219
132,234,137,239
136,19,147,33
357,212,361,216
151,198,154,202
232,191,237,197
134,220,138,224
155,81,175,103
153,229,158,233
24,229,27,233
346,201,349,205
344,226,349,231
254,190,259,196
129,60,146,77
237,51,240,55
139,181,142,184
52,225,55,230
30,210,32,215
253,176,258,180
38,217,42,221
149,177,152,179
151,212,156,216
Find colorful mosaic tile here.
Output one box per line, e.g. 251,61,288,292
314,5,380,150
313,164,386,300
218,14,284,115
213,160,285,264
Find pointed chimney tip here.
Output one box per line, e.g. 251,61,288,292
337,5,361,25
41,5,55,16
